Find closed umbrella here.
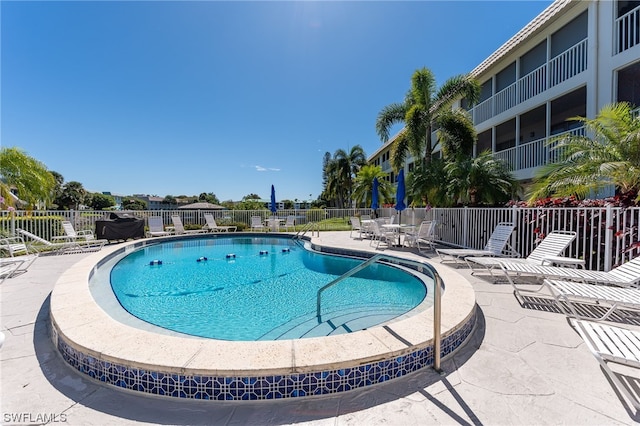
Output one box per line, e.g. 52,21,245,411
396,169,406,222
371,177,379,217
270,185,277,214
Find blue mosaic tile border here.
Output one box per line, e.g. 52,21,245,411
52,307,476,401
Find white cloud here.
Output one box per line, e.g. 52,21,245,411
255,165,280,172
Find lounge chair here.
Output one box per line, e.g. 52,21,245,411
0,258,26,284
17,228,104,254
436,222,518,265
500,255,640,297
53,221,103,244
0,236,38,273
465,230,579,276
171,215,209,235
250,216,266,232
146,216,174,237
404,220,436,253
541,278,640,321
203,213,237,232
572,319,640,410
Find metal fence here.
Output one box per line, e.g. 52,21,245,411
2,206,640,272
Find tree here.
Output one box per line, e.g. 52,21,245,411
163,195,177,205
122,197,147,210
199,192,220,204
445,151,520,206
87,192,115,210
322,146,366,208
376,68,480,170
0,147,56,208
351,165,393,208
529,102,640,202
406,159,451,207
55,181,86,210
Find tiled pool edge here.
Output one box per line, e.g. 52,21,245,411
51,308,476,400
50,235,478,401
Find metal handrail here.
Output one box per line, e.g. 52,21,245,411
315,253,444,372
294,222,319,240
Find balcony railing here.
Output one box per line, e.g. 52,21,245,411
472,39,588,125
615,4,640,54
493,126,586,172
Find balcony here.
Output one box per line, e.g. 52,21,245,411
471,38,588,125
615,4,640,54
492,126,586,172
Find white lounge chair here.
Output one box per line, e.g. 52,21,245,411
171,215,209,235
500,255,640,293
0,236,38,273
542,279,640,321
17,228,103,254
0,258,26,284
572,319,640,410
465,230,579,275
146,216,174,237
350,216,363,239
53,221,103,244
436,222,517,265
404,220,436,253
203,213,236,232
250,216,266,232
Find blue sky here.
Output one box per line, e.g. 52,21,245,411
2,1,553,202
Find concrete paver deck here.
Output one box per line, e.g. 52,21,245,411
2,231,640,425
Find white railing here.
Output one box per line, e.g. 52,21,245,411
615,4,640,54
492,126,585,172
473,39,587,125
549,38,588,86
3,205,640,272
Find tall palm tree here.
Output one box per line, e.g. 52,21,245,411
376,67,480,170
351,165,393,207
0,147,55,208
323,146,367,208
529,103,640,202
445,151,520,206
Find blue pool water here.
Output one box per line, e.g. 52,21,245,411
110,236,429,341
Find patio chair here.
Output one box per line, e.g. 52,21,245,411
171,215,209,235
465,230,579,276
571,319,640,410
0,258,26,284
250,216,266,232
500,255,640,297
350,216,363,239
436,222,517,265
541,278,640,321
404,220,436,253
203,213,237,232
146,216,174,237
0,236,38,273
369,220,397,249
282,215,296,232
53,221,102,244
16,228,102,254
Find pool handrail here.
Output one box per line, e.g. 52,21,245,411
316,253,444,372
294,222,320,239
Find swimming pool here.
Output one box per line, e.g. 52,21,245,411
109,237,428,340
50,233,477,400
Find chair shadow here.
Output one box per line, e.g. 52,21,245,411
33,296,487,425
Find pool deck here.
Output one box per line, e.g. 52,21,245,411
2,231,640,425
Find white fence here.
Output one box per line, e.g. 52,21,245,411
2,206,639,272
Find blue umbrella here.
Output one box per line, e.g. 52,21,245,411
270,185,277,214
371,177,379,213
396,169,406,220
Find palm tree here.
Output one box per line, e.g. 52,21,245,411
376,67,480,171
351,165,393,208
406,159,452,207
445,151,520,206
323,146,367,208
0,147,55,208
529,103,640,202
